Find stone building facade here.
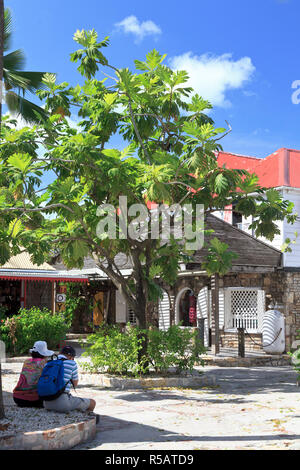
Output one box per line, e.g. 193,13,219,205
151,216,300,354
159,269,300,353
55,215,300,355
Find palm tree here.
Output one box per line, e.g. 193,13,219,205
0,0,4,420
1,7,48,127
0,3,50,420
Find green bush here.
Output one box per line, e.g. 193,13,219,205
82,324,147,376
82,323,206,377
147,325,206,374
290,331,300,384
0,307,69,355
0,306,8,322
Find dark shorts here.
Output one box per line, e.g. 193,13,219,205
14,397,44,408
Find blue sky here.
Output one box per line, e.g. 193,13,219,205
5,0,300,158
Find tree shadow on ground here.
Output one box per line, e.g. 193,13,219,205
78,366,299,400
112,390,252,406
202,366,299,395
76,413,300,449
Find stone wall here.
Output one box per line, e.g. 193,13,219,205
220,331,263,352
0,417,96,450
161,270,300,353
281,272,300,351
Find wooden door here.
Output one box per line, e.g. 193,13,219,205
93,292,104,325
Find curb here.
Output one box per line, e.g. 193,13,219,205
0,417,96,450
202,355,292,368
82,373,217,390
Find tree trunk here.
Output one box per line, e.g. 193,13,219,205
130,278,149,370
0,0,3,135
0,362,4,420
0,0,5,420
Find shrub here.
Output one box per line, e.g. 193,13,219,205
147,325,206,374
0,307,69,355
0,306,8,322
82,323,206,377
82,324,147,376
290,331,300,384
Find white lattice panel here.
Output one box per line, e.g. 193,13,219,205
225,288,265,332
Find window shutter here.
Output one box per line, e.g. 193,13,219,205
197,287,209,319
197,287,210,347
257,289,265,333
115,290,127,323
224,289,232,330
158,290,170,331
219,289,225,329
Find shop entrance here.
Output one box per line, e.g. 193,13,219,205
177,288,197,327
0,280,21,317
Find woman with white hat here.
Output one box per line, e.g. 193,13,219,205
13,341,54,408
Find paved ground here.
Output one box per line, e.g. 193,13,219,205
3,362,300,450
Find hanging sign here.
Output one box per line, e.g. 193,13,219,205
56,293,66,303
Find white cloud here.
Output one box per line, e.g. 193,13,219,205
115,15,161,42
169,52,255,107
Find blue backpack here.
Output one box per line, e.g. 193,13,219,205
38,358,69,401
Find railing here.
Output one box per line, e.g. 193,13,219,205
232,313,258,332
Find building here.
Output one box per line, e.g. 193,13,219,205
216,148,300,266
2,148,300,355
0,251,88,315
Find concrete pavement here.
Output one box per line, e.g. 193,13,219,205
3,359,300,450
73,365,300,450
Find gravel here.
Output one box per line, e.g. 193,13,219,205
0,362,93,438
0,408,92,438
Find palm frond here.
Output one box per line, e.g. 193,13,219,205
4,8,13,52
4,49,26,71
3,70,48,93
5,91,49,124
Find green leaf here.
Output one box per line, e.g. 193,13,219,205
0,243,10,266
7,153,32,173
145,50,167,71
8,218,23,238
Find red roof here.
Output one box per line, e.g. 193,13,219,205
218,148,300,189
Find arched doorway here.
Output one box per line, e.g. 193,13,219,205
175,288,197,327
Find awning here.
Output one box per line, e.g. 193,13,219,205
0,269,89,283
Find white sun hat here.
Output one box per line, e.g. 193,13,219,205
29,341,54,357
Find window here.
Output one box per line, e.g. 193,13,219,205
128,307,137,326
224,288,265,333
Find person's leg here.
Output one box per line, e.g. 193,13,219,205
88,399,96,411
65,395,99,423
43,394,70,412
67,394,96,412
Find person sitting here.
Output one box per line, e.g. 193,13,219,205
13,341,54,408
43,345,97,416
